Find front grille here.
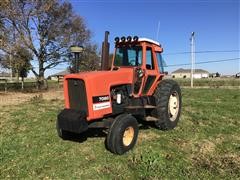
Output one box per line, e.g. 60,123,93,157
67,79,88,115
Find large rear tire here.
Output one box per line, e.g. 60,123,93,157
152,79,182,130
106,114,139,155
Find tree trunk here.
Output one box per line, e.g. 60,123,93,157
37,59,48,90
21,76,24,90
16,70,19,83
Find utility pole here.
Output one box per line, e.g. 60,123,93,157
156,21,160,41
190,32,195,88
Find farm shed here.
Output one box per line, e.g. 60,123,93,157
49,70,70,82
171,68,209,79
0,72,11,80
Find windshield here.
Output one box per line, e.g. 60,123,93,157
114,46,142,66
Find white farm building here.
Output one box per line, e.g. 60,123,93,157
171,68,209,79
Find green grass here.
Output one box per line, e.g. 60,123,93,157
1,88,240,179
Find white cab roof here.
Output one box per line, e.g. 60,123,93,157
138,38,160,46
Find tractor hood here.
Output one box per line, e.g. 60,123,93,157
64,68,134,85
64,68,134,98
63,68,134,120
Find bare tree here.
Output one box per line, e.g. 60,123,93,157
0,0,91,88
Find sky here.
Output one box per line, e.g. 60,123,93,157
46,0,239,76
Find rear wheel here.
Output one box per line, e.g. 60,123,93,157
106,114,139,155
152,79,182,130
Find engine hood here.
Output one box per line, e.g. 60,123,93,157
63,68,134,120
64,68,134,85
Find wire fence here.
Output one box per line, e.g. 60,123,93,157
165,58,240,67
0,80,62,92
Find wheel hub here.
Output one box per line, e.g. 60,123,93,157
123,126,134,146
168,91,179,121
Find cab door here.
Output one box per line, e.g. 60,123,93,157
141,46,161,96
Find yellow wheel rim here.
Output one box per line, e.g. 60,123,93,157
168,91,180,121
123,127,134,146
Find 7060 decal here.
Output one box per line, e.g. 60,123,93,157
92,95,111,111
92,95,110,103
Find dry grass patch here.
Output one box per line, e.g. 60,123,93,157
0,90,63,107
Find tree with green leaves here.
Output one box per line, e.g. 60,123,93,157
0,0,91,88
69,44,100,72
1,45,32,82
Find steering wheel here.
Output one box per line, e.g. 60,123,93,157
129,59,136,66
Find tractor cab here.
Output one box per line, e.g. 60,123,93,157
112,36,166,96
112,36,164,71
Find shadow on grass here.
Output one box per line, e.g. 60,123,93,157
138,119,157,130
61,128,107,143
60,120,155,144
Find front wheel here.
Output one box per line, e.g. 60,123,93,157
106,114,139,155
152,79,182,130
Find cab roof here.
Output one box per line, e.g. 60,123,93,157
138,38,160,46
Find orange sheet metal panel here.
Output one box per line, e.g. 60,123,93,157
63,68,133,121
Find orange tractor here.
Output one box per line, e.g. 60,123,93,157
57,32,182,154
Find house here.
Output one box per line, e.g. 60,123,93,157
236,72,240,78
0,72,11,80
49,69,70,82
171,68,209,79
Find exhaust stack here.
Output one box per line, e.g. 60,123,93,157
101,31,110,70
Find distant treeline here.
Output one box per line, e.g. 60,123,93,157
173,78,240,87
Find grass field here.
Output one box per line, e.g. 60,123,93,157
174,78,240,87
1,88,240,179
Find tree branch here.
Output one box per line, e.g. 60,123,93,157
44,60,67,70
31,67,39,77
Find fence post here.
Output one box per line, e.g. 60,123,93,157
21,81,24,90
4,79,7,93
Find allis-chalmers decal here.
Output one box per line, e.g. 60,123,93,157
92,95,110,110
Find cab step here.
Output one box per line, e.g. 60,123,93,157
144,116,159,121
125,105,156,109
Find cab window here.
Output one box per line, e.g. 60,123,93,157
156,52,165,73
114,46,142,66
146,47,155,70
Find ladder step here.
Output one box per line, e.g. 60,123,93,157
125,105,156,109
145,116,159,121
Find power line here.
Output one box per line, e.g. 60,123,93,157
164,50,240,55
166,58,240,67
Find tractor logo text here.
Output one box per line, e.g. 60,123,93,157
93,95,110,103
